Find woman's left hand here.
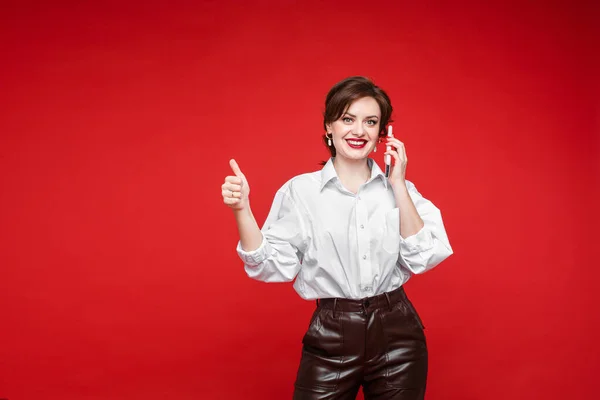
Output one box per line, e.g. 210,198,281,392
384,137,407,186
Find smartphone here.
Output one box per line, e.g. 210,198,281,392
384,125,393,177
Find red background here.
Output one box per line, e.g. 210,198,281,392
1,1,598,399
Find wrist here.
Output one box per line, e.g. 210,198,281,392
390,179,407,191
233,201,252,216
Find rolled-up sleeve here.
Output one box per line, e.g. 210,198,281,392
236,187,308,282
394,181,453,274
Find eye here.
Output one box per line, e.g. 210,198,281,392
342,117,353,123
366,120,378,126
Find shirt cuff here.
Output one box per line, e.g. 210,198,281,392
399,226,434,256
236,234,270,267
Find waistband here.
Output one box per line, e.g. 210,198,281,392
317,285,408,313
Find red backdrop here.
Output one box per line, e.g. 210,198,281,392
1,1,598,399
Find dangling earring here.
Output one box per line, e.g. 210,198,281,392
373,137,382,152
326,133,332,147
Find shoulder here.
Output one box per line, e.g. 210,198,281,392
277,170,321,196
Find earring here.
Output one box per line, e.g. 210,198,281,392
326,133,332,147
374,137,382,153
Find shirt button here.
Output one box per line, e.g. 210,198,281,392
360,224,364,229
362,255,367,260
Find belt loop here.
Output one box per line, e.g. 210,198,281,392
384,292,393,311
333,298,337,319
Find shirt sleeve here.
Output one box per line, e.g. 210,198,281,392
236,187,308,283
387,181,453,274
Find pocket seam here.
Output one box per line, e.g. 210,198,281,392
403,299,426,330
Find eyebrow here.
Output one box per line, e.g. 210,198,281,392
343,113,380,119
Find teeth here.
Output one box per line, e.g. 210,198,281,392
347,140,366,145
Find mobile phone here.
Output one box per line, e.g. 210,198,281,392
384,125,393,177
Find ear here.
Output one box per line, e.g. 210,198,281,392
325,123,332,133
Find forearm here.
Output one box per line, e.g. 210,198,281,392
392,181,424,239
233,203,264,252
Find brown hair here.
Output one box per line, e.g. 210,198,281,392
321,76,393,163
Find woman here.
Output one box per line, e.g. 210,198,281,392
221,76,453,399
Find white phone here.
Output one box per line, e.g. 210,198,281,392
384,125,393,177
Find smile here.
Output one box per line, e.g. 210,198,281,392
346,139,368,149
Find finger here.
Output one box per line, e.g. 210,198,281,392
385,143,406,160
385,150,400,161
386,137,403,143
222,188,242,198
225,176,243,185
223,197,240,205
400,142,406,160
229,159,244,178
384,147,400,156
385,150,402,165
222,183,242,192
386,139,405,150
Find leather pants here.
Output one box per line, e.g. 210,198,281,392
293,286,428,400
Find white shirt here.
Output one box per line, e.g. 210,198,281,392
236,157,453,300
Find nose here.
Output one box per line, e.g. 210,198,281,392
353,122,365,136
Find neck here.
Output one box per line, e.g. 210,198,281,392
333,156,371,184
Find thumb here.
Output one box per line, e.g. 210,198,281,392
229,159,245,179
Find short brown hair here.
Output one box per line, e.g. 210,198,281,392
321,76,393,160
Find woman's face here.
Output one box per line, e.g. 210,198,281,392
327,96,381,162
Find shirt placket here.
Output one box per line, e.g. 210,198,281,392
355,192,373,295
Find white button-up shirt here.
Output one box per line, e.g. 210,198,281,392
236,157,453,300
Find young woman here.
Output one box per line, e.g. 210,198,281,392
221,76,453,400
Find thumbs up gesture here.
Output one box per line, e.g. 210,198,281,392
222,159,250,211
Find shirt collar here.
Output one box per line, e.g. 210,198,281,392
319,157,388,191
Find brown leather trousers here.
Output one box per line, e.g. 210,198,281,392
293,286,428,400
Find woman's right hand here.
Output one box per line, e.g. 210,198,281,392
222,159,250,211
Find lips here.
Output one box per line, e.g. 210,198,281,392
346,139,367,149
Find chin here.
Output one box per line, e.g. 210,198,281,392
339,152,369,161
